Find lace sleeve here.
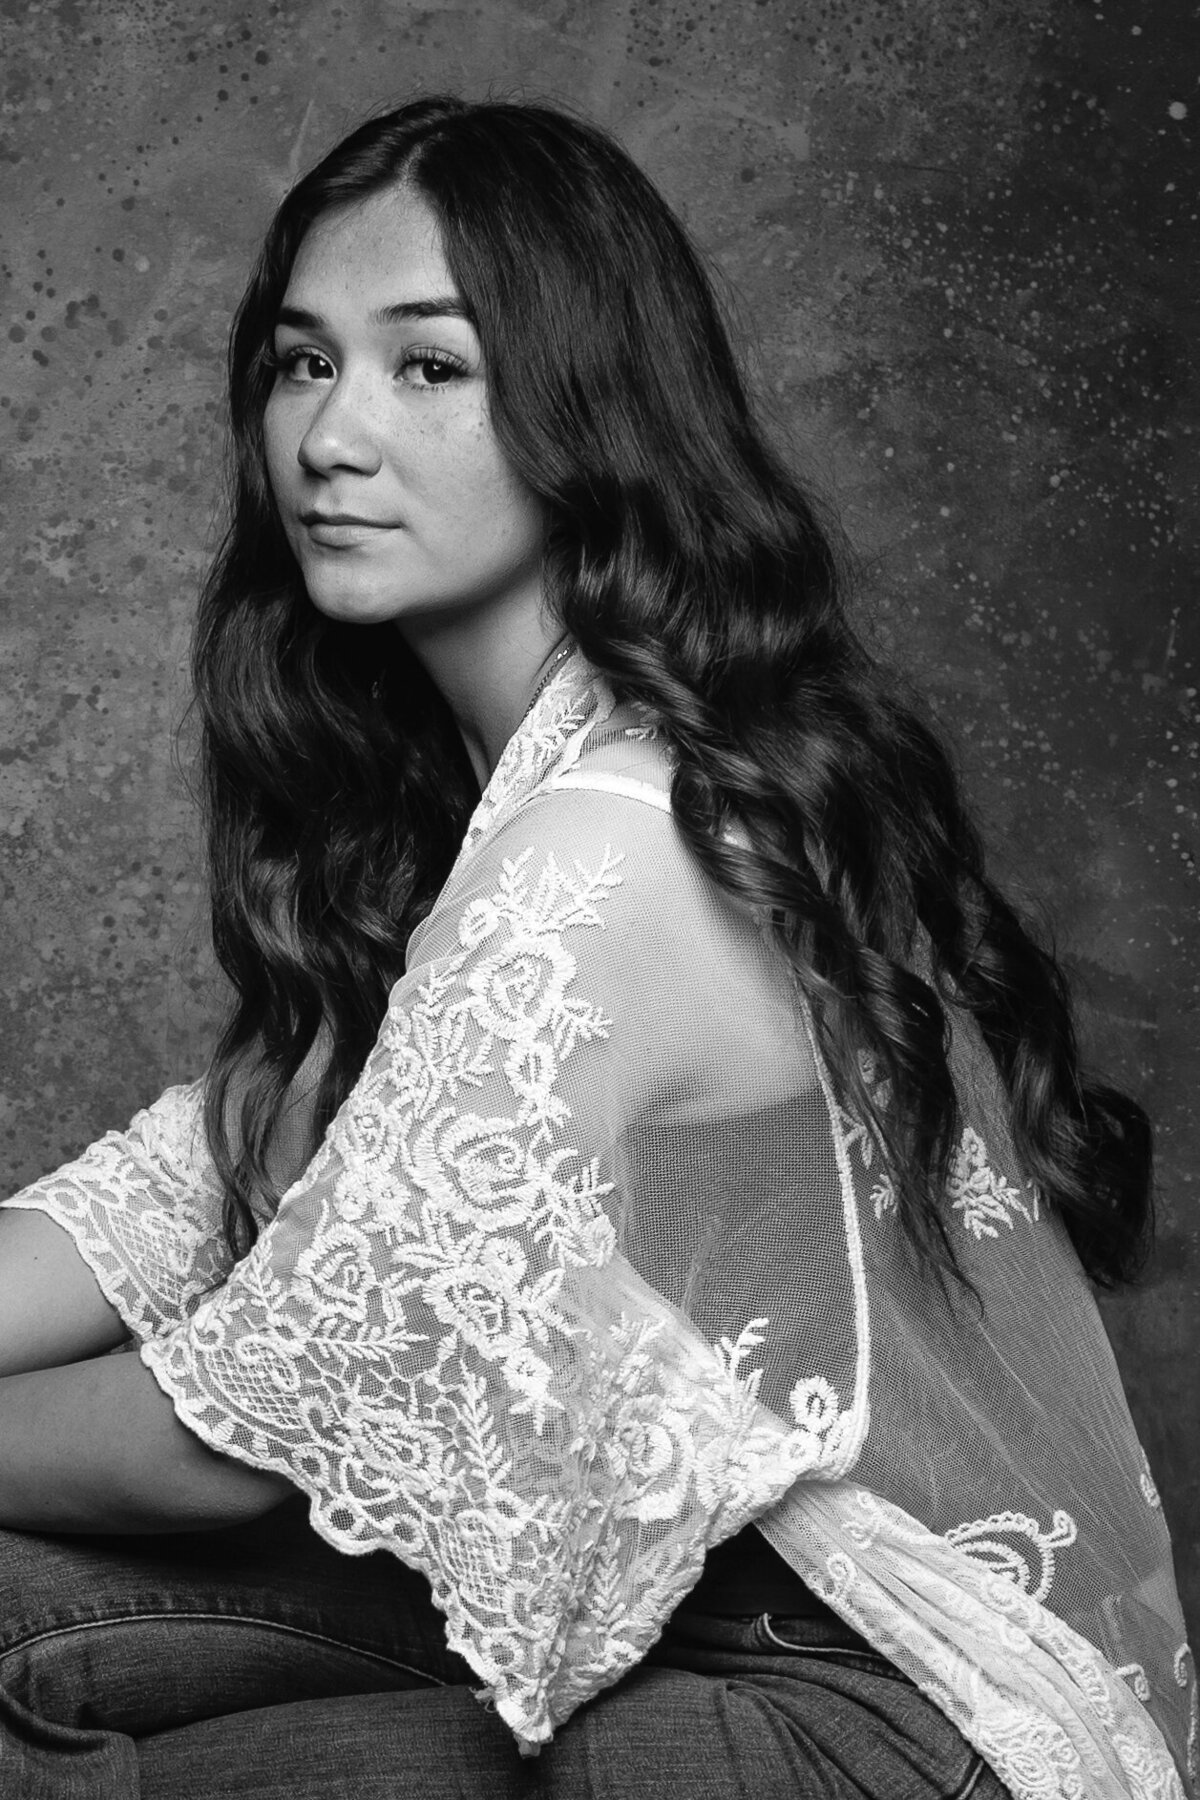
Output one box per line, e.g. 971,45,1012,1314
139,783,863,1749
3,1081,233,1340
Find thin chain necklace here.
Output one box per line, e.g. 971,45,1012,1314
521,638,575,722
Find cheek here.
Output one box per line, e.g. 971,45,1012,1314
504,481,548,557
262,399,293,490
400,405,545,554
461,437,544,548
506,473,548,556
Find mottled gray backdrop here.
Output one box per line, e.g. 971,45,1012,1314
2,0,1196,1631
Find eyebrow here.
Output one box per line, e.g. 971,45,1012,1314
274,297,473,331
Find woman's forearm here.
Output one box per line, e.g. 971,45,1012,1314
0,1206,130,1376
0,1351,294,1533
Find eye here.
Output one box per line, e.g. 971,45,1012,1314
267,346,335,384
400,348,468,390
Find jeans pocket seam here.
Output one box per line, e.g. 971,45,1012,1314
943,1753,994,1800
758,1613,898,1671
0,1613,451,1688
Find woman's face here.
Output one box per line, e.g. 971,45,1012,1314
263,184,546,640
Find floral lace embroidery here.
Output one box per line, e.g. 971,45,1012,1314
945,1508,1078,1605
1108,1736,1189,1800
2,1082,230,1339
764,1483,1188,1800
9,659,1190,1787
837,1055,896,1220
948,1125,1039,1240
622,699,662,742
842,1053,1040,1244
143,844,812,1748
788,1374,859,1469
454,655,609,866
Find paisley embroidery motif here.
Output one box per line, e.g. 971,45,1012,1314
945,1508,1077,1604
1118,1664,1154,1704
765,1482,1188,1800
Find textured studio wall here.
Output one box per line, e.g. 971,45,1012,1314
2,0,1196,1624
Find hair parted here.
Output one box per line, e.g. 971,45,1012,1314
194,93,1151,1285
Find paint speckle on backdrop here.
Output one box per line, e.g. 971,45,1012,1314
0,0,1196,1629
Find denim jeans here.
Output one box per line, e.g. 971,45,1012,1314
0,1500,1012,1799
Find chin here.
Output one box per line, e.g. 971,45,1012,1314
302,582,408,626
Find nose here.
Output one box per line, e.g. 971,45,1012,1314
296,375,384,479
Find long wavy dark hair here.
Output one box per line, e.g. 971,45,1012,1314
195,94,1151,1283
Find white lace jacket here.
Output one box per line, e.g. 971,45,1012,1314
6,658,1195,1799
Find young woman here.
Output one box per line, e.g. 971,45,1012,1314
0,96,1192,1800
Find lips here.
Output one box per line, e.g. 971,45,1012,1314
299,511,401,547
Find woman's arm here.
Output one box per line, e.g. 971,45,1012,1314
0,1209,292,1529
1,1079,239,1371
1,1087,293,1530
0,1208,128,1376
0,1350,293,1531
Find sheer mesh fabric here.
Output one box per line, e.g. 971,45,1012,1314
5,658,1194,1797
